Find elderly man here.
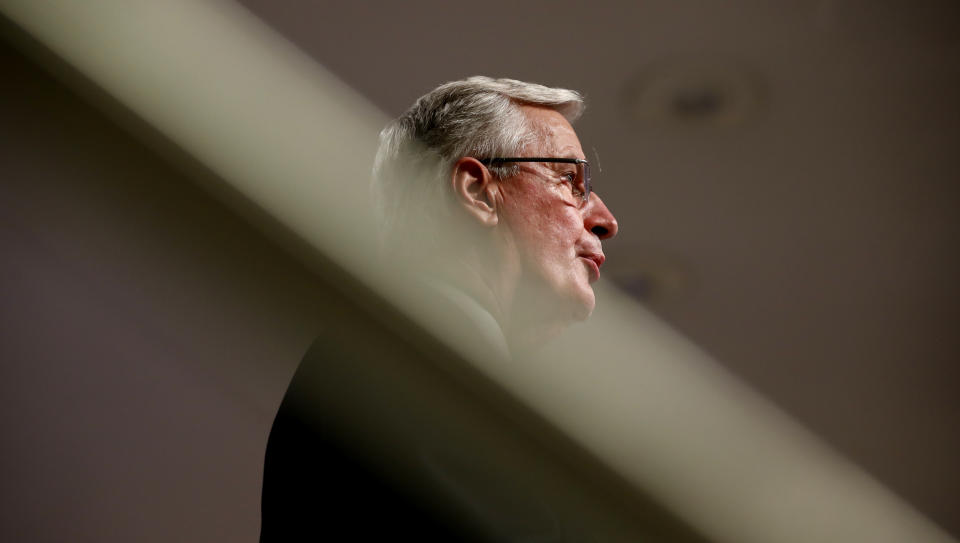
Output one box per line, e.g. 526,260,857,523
372,76,617,356
261,77,618,541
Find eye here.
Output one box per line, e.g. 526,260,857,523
555,167,578,187
557,169,584,199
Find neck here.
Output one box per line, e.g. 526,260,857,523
505,278,576,356
430,253,508,328
430,250,573,357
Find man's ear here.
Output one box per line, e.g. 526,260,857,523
451,157,499,226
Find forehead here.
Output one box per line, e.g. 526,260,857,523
519,105,584,158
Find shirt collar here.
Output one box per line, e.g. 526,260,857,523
421,278,512,361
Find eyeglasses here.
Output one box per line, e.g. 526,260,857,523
478,157,591,206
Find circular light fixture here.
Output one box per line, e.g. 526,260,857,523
605,247,694,306
624,61,764,128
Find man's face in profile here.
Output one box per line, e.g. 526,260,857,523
495,106,618,322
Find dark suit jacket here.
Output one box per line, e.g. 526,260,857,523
259,323,489,541
259,289,708,542
259,289,530,542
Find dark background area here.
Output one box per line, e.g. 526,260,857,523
0,41,342,541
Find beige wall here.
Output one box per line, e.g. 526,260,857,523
0,41,345,542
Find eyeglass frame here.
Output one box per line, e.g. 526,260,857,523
476,157,592,205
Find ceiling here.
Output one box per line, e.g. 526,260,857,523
236,0,960,535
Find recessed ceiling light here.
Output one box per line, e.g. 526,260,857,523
605,247,693,305
624,61,764,128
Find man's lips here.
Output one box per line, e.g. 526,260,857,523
579,254,604,282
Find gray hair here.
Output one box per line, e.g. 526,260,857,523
372,76,584,255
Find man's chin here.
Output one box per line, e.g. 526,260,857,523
571,290,596,321
514,277,595,323
550,282,596,322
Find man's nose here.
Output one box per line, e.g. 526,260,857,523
584,193,618,240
